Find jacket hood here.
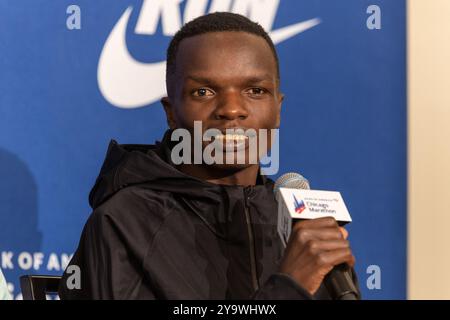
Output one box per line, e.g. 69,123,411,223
88,130,274,209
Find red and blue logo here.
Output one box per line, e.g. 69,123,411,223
293,195,306,214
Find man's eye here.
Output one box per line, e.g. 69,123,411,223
247,88,266,95
192,88,214,97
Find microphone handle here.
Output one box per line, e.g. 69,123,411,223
323,263,359,300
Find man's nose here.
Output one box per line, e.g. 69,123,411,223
213,91,249,121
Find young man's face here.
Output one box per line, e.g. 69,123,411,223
162,31,283,170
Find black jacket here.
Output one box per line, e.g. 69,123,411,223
59,131,356,300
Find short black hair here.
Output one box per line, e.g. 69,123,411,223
165,12,280,94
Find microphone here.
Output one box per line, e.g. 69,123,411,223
274,172,359,300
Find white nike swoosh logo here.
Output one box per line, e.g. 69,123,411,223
269,18,321,44
98,7,321,109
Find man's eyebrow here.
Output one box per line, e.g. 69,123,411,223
185,75,214,84
245,75,275,83
185,74,276,84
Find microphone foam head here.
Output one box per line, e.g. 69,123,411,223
274,172,310,195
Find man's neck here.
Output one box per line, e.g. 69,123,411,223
177,163,260,186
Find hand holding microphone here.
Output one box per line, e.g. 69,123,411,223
274,173,359,300
278,216,355,297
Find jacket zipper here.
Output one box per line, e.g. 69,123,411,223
244,188,260,292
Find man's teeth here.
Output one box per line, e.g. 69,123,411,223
215,134,247,141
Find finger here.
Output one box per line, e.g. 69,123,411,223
293,217,338,231
303,228,346,241
339,227,348,239
304,239,350,254
314,248,355,269
290,227,346,245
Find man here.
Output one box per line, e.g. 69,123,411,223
59,12,358,299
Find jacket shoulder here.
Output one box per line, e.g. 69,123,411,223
98,185,176,221
88,186,179,255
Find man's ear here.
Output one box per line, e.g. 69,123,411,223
161,97,177,129
276,93,284,128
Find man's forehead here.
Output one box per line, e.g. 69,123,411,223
179,31,272,54
175,31,278,75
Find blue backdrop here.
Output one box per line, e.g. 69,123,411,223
0,0,406,299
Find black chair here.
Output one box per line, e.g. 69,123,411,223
20,275,61,300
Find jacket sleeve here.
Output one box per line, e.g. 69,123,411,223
252,273,314,300
253,268,362,300
58,208,156,300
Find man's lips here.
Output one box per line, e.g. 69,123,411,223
212,134,248,152
214,133,248,141
211,127,257,136
204,128,257,152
